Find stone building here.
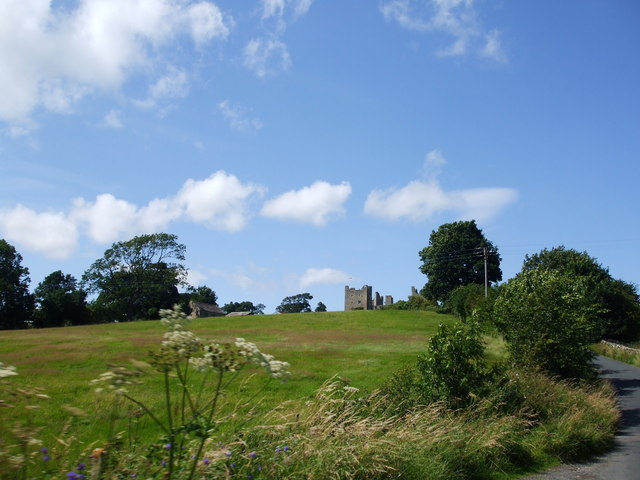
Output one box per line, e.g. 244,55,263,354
344,285,393,311
189,301,226,318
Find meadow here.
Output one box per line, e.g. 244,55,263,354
0,310,618,479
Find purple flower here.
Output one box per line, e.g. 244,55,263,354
164,443,172,450
283,446,290,451
161,460,167,467
66,472,78,480
275,447,281,453
42,455,50,462
77,463,86,471
225,451,232,458
40,447,48,454
203,458,210,465
248,451,257,459
230,463,236,469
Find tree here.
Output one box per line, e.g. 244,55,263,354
82,233,186,321
0,240,34,329
315,302,327,312
522,246,640,341
276,293,313,313
493,269,600,379
34,271,90,327
186,285,218,305
222,301,265,315
419,220,502,303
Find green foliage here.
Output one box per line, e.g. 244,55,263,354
419,220,502,303
276,293,313,313
0,239,34,330
185,285,217,305
416,322,500,408
314,301,327,312
222,300,265,315
82,233,186,321
384,294,436,311
522,246,640,342
446,283,486,321
493,269,600,379
34,271,90,327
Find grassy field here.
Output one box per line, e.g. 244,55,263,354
0,310,456,451
0,310,618,480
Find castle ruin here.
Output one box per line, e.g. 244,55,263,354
344,285,394,311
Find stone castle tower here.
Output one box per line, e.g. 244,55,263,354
344,285,393,311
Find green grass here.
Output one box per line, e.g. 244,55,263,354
0,310,454,453
0,311,620,479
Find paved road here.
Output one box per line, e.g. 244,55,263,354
521,356,640,480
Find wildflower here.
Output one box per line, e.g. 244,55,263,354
90,366,142,395
0,362,18,378
203,458,210,465
40,447,48,454
248,451,257,459
225,451,233,458
164,443,172,450
283,446,290,452
43,455,50,462
77,462,86,471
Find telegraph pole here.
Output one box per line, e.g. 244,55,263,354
483,247,488,298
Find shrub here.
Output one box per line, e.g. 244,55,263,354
493,269,600,380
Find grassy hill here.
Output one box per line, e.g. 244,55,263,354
0,310,455,452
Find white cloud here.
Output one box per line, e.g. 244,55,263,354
299,268,351,288
481,29,507,63
0,0,230,125
186,268,208,286
365,150,517,222
71,194,140,244
261,181,352,226
104,110,123,128
380,0,507,62
218,100,264,132
365,180,517,223
134,67,189,110
243,38,292,78
0,171,264,258
0,205,78,259
176,171,264,231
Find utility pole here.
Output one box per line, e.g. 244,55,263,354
483,247,488,298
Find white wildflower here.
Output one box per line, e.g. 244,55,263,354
0,362,18,379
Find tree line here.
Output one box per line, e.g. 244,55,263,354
0,234,269,329
414,220,640,380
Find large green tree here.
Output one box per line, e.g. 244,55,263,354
276,293,313,313
34,271,90,327
0,239,34,329
419,220,502,303
522,246,640,341
82,233,186,321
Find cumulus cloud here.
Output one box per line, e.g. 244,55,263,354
0,0,230,125
261,181,352,226
176,171,264,231
0,171,263,259
299,268,351,288
0,205,78,259
218,100,264,131
364,150,517,222
380,0,507,62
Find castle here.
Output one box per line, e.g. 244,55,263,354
344,285,394,311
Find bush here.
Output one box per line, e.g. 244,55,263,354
493,269,600,380
382,322,502,410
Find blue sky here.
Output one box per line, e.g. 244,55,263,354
1,0,639,313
